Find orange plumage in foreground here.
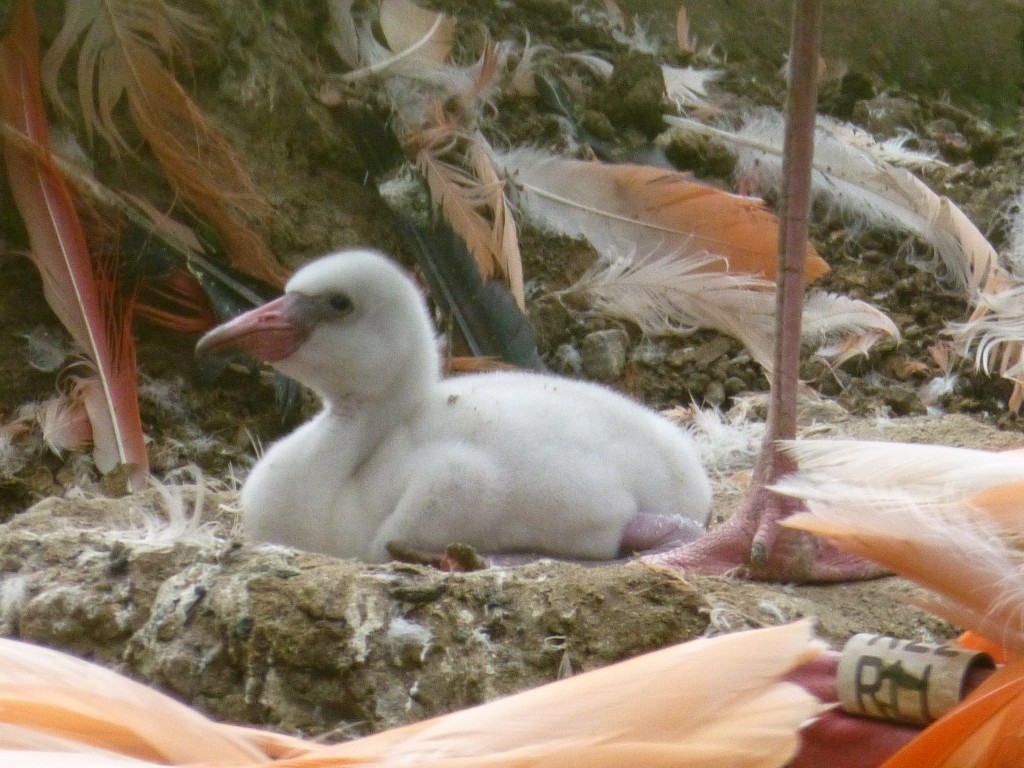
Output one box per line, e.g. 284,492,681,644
778,438,1024,767
0,620,824,767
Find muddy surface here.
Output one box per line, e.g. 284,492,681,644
0,0,1023,741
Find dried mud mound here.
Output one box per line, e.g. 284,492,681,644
0,489,951,736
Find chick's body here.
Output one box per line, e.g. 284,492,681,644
200,250,711,562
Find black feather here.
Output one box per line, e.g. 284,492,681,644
398,217,544,370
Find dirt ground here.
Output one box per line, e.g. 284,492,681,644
0,0,1023,741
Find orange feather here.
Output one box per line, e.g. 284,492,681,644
605,163,828,282
41,1,287,288
777,438,1024,766
120,46,287,287
275,621,824,768
0,622,825,767
958,631,1011,665
965,477,1024,534
500,149,829,284
778,440,1024,539
0,638,263,764
0,0,148,488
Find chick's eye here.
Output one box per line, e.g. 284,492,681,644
327,293,353,314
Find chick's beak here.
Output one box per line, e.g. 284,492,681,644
196,294,312,363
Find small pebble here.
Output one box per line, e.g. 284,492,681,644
552,343,583,376
691,337,732,367
631,339,667,366
580,329,629,380
703,380,726,408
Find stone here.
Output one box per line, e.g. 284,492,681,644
580,328,630,380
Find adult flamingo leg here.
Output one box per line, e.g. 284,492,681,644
644,0,882,583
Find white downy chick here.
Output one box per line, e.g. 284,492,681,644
197,250,711,562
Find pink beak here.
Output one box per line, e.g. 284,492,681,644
196,294,311,363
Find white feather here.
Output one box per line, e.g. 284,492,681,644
321,0,504,128
952,284,1024,379
778,482,1024,652
563,51,614,78
347,0,454,83
876,132,948,171
778,439,1024,499
113,469,220,550
801,292,900,351
563,251,779,368
663,405,765,474
567,54,720,109
499,147,705,261
663,65,722,110
326,0,360,68
564,252,897,371
666,111,998,296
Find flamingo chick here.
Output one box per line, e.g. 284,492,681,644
197,250,712,563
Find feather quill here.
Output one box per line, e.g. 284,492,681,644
666,111,998,296
322,0,486,117
378,0,454,70
335,0,455,83
41,0,286,287
498,148,828,283
804,115,947,172
0,0,148,488
0,623,825,768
